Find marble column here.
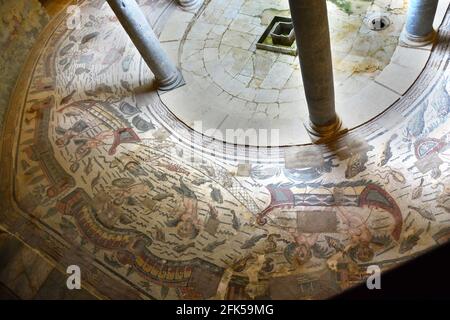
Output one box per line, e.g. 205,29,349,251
106,0,183,90
288,0,342,141
177,0,203,11
401,0,439,47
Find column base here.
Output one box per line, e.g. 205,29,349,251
157,69,185,91
177,0,203,11
400,30,436,48
304,116,347,144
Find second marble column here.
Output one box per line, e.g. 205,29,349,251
402,0,439,46
288,0,342,140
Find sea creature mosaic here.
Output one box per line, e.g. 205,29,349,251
0,0,450,299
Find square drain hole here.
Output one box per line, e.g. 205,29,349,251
256,16,297,56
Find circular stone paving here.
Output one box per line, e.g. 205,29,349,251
160,0,411,145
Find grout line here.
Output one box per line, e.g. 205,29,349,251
374,79,404,96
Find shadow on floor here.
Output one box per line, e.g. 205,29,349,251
333,242,450,300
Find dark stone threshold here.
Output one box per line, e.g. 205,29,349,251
0,282,20,300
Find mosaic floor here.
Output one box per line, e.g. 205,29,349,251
0,0,49,130
1,0,450,299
